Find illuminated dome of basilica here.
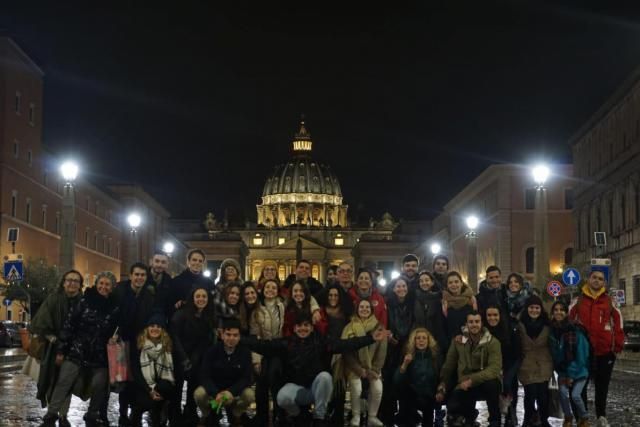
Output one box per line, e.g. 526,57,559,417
257,120,348,228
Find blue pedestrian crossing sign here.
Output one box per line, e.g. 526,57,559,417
3,260,23,281
562,268,581,287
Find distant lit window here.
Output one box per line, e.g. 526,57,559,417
253,233,263,246
312,264,319,279
11,191,17,217
525,247,535,274
525,188,536,210
278,237,286,245
28,103,35,125
15,92,21,114
41,205,47,229
334,233,344,246
25,198,31,223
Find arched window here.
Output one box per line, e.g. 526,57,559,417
525,247,535,274
564,247,573,265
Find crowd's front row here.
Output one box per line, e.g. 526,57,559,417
29,257,623,427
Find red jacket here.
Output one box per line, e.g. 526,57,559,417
569,286,624,356
348,287,388,328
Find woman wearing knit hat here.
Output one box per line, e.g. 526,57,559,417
517,295,553,427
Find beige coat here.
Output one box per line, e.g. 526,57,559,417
250,299,285,364
517,323,553,385
341,316,387,381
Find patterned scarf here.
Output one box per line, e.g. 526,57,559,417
140,339,174,389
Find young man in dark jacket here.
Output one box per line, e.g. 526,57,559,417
246,311,390,426
283,259,324,297
148,250,174,318
476,265,507,316
193,318,254,427
170,249,214,311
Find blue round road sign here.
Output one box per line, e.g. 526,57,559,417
562,268,581,287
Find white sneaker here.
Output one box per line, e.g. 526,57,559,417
350,415,360,426
596,416,609,427
367,416,384,427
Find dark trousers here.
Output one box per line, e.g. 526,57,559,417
447,379,501,425
580,352,616,418
169,372,199,423
400,391,436,427
254,356,284,424
523,381,550,426
378,342,404,423
327,384,345,426
130,380,174,427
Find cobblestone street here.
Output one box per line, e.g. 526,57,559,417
2,367,640,426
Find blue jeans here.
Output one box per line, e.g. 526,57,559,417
277,372,333,419
559,378,587,419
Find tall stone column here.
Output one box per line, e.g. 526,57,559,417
534,187,550,289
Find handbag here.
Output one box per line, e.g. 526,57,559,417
107,327,130,385
547,374,564,419
27,334,47,360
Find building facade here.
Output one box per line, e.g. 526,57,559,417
424,164,575,292
0,37,177,320
571,67,640,320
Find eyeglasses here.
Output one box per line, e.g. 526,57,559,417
65,278,81,284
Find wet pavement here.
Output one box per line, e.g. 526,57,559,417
1,367,639,426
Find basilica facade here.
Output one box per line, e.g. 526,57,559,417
169,121,425,284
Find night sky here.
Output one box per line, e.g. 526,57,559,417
3,1,640,223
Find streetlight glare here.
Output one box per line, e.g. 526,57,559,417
391,270,400,279
430,243,441,255
466,215,479,230
378,278,387,287
60,161,79,182
127,213,141,228
532,164,550,185
162,241,175,254
203,269,212,278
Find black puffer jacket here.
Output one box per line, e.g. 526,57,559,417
58,286,119,368
169,307,217,377
170,269,215,308
247,332,374,387
476,280,507,315
414,287,447,353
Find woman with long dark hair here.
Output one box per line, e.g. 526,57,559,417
250,279,286,426
505,273,532,322
169,286,217,425
483,304,521,426
239,282,259,335
282,280,327,336
442,271,477,343
518,295,553,427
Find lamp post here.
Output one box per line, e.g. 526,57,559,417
127,213,141,273
532,164,550,290
59,161,78,273
465,215,479,291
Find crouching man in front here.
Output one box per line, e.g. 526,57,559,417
245,311,390,427
193,318,255,427
436,311,502,427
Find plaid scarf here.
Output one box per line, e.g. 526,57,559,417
140,339,175,390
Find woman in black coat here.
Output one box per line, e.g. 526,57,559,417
169,285,217,425
39,272,120,427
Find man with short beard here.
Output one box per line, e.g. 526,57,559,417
476,265,507,316
401,254,420,291
284,259,324,297
437,311,502,427
148,250,174,318
432,255,449,291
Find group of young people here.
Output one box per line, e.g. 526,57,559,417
28,249,624,427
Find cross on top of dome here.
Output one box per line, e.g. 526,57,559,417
293,116,312,153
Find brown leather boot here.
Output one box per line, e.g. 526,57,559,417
577,418,590,427
563,415,574,427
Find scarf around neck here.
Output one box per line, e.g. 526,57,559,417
140,339,174,389
443,285,474,310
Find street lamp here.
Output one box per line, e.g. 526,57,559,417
465,215,479,290
59,160,78,273
430,243,441,255
127,213,141,271
532,164,550,289
162,241,175,256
